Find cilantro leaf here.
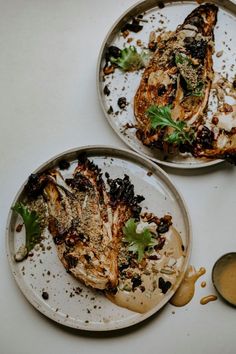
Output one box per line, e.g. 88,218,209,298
123,218,156,262
12,202,42,254
110,46,149,72
146,105,194,146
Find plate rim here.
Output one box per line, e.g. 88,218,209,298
96,0,236,169
5,144,192,331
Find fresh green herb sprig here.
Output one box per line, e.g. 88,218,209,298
147,105,194,145
123,218,156,262
12,202,42,256
110,46,149,72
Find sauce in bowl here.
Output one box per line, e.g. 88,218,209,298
212,252,236,307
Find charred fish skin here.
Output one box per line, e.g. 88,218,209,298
134,4,218,151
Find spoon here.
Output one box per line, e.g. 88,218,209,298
212,252,236,307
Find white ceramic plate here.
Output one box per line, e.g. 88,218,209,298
97,0,236,169
6,146,191,331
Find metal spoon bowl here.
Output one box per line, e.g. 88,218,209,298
212,252,236,307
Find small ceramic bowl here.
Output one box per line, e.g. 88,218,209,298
212,252,236,307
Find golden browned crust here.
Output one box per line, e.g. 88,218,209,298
31,156,145,291
134,4,218,151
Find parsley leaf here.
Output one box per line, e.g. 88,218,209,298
12,202,42,254
147,105,174,129
147,105,194,146
123,218,156,262
110,46,149,72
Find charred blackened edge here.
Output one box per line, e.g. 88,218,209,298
195,149,236,165
195,126,215,149
182,3,218,36
106,174,144,219
48,216,66,245
58,159,70,170
223,153,236,165
184,37,208,61
66,173,93,192
75,153,106,201
136,128,165,151
141,213,171,250
24,172,48,200
63,253,79,269
121,18,143,33
105,45,121,66
191,123,236,165
48,215,87,248
157,215,172,234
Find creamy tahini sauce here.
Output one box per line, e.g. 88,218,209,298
200,295,217,305
170,266,206,307
106,227,185,313
214,256,236,305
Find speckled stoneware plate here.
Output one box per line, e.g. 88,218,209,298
6,146,191,331
97,0,236,169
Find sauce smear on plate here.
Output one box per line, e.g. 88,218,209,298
170,266,206,307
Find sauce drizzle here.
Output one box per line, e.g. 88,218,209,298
107,227,185,313
170,266,206,307
200,295,217,305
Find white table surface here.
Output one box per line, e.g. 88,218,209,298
0,1,235,353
